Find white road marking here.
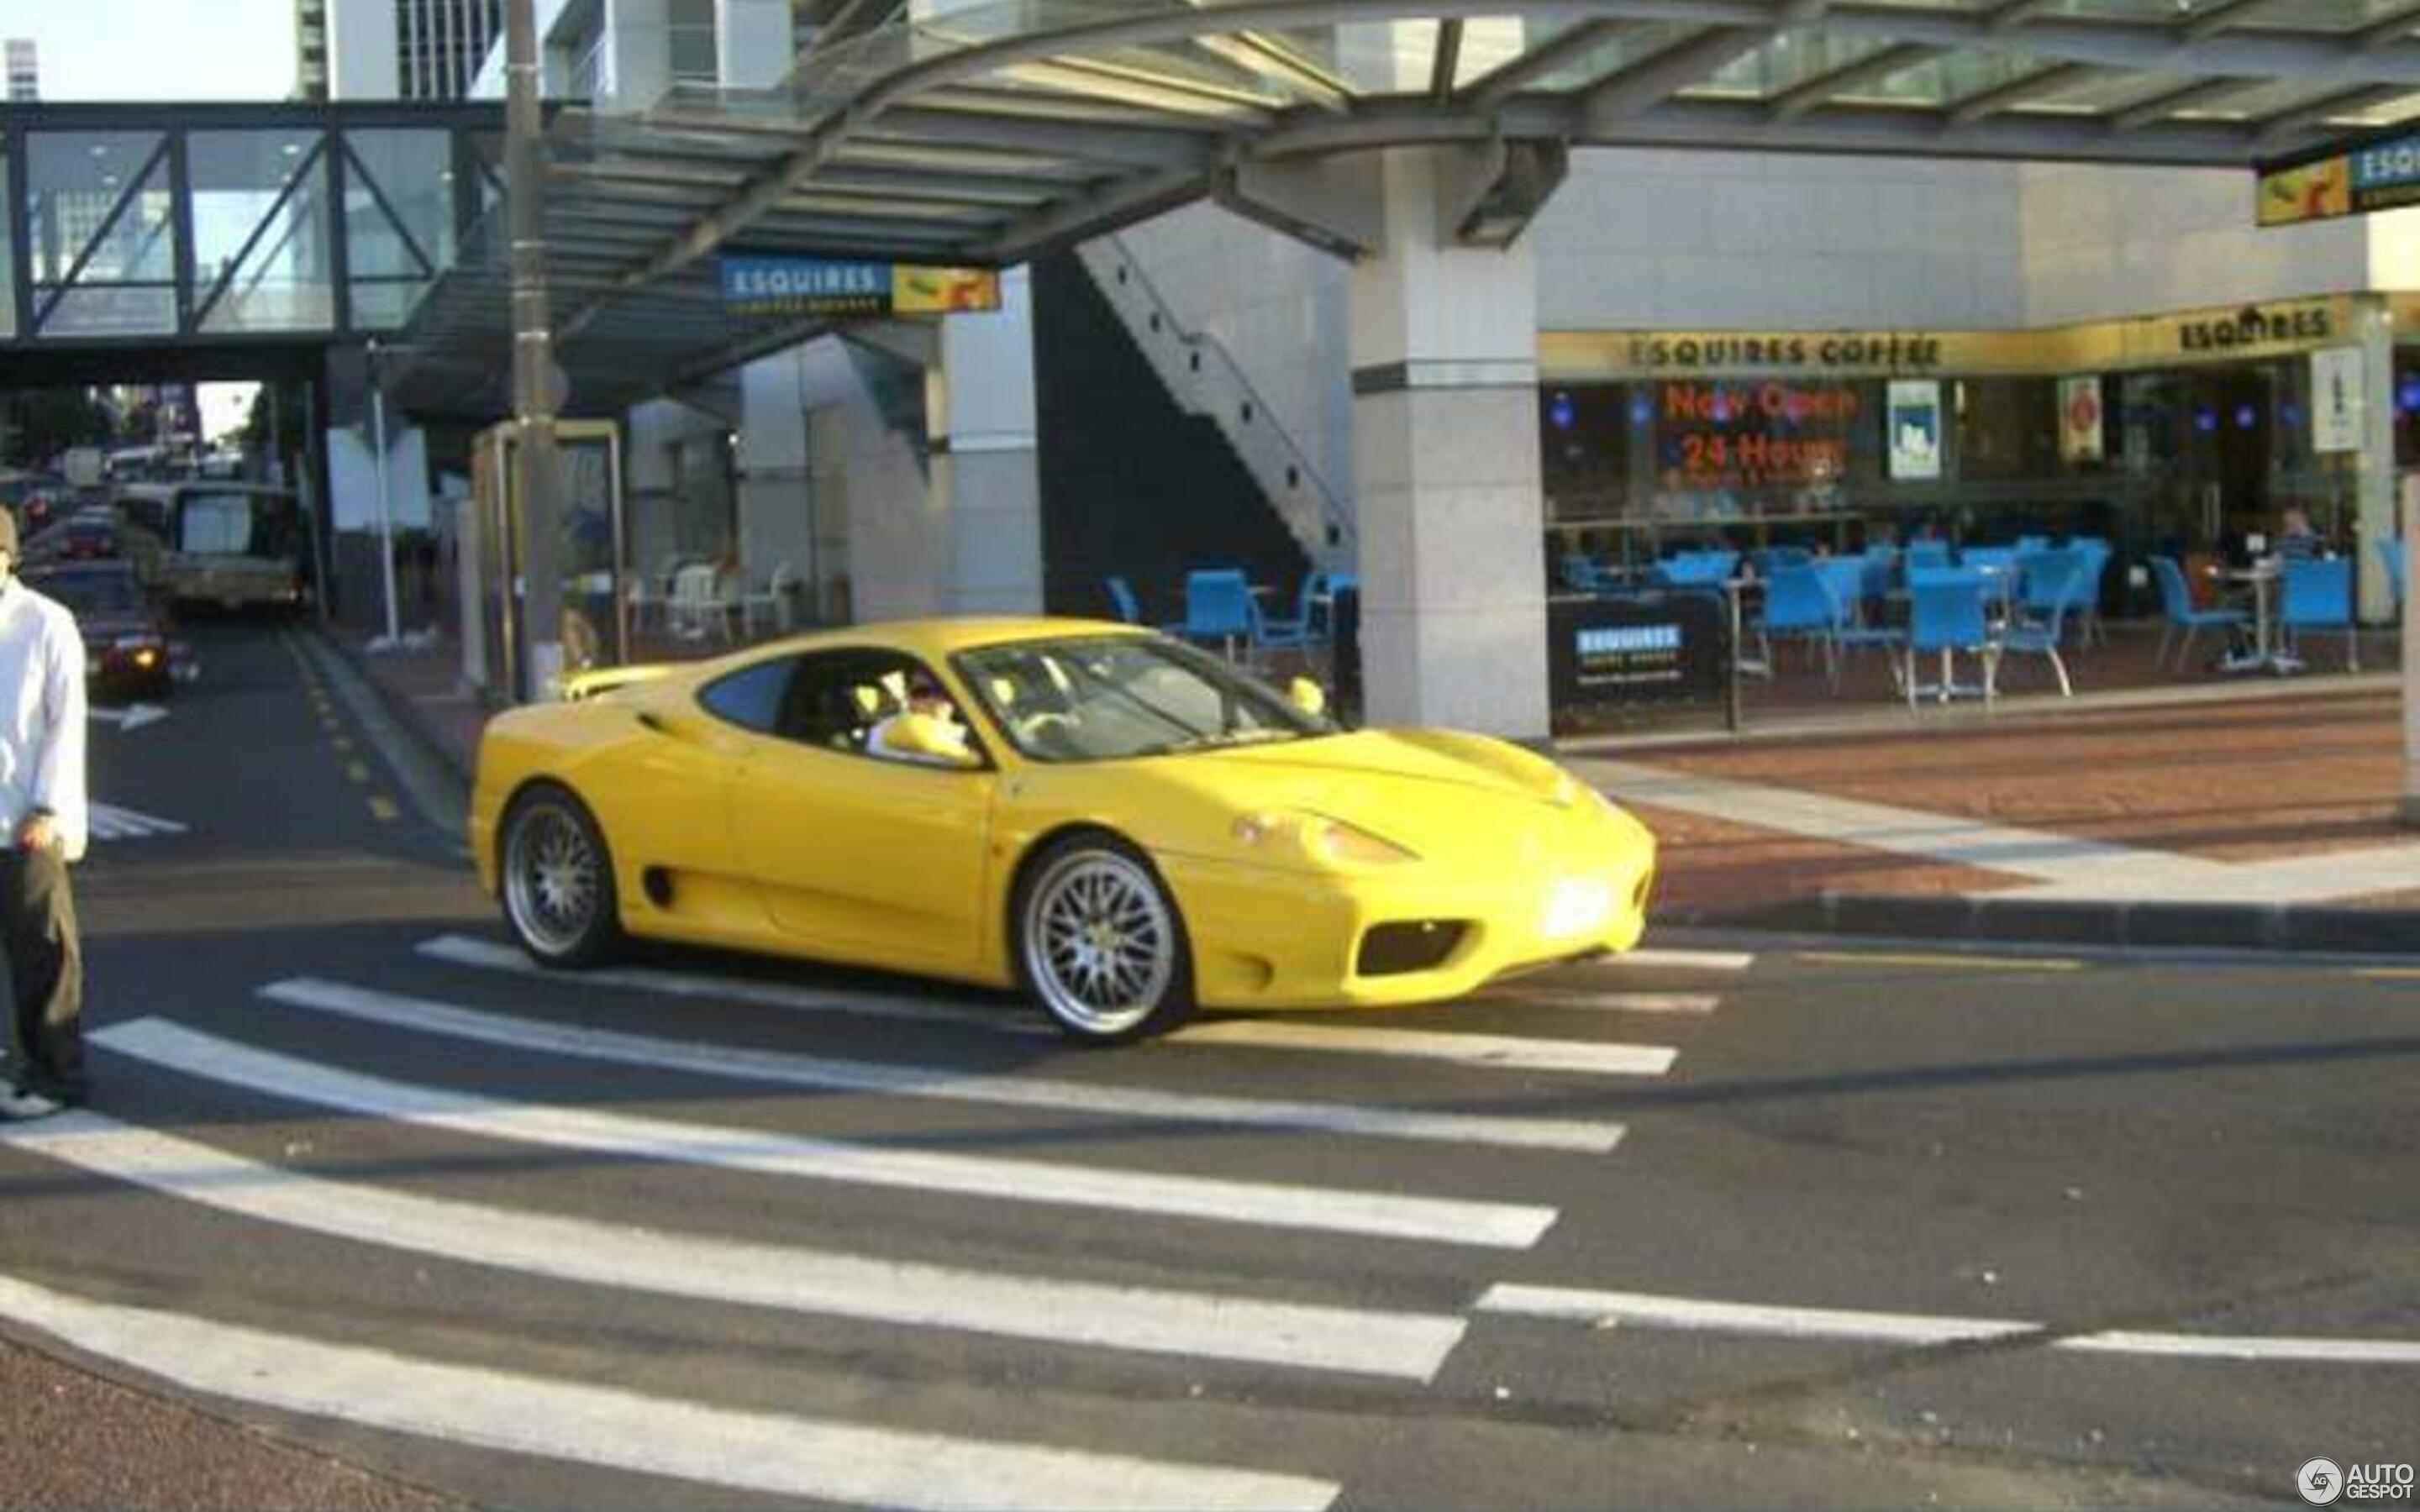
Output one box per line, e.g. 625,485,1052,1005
87,802,189,842
1478,1284,2420,1364
0,1273,1338,1512
88,703,168,732
1611,948,1755,972
418,934,1055,1037
3,1113,1463,1381
1479,1284,2033,1345
1795,951,2084,973
93,1020,1557,1250
260,978,1626,1153
1171,1021,1677,1078
1474,989,1720,1016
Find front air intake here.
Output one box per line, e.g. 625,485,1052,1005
1355,921,1467,977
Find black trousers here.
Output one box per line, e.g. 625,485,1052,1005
2,844,84,1100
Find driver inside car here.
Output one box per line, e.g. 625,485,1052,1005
865,671,971,765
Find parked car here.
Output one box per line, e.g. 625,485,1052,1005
471,617,1658,1043
25,559,189,698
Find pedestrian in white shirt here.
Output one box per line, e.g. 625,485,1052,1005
0,508,89,1120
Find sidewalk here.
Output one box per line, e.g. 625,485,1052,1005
326,626,2420,956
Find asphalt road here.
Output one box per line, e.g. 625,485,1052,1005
1,618,2412,1510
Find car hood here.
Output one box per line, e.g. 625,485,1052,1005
1125,728,1623,867
75,610,158,639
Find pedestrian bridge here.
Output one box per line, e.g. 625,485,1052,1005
0,100,499,383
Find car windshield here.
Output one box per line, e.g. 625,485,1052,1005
32,570,142,615
954,635,1328,764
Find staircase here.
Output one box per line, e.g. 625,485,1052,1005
1074,235,1354,567
1032,252,1314,626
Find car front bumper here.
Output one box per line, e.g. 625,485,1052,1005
1161,831,1655,1011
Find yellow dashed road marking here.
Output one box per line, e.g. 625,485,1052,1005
368,796,399,822
345,761,371,785
2354,967,2420,980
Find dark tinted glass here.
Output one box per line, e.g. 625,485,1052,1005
697,659,792,732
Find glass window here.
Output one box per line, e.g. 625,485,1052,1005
181,495,255,555
668,0,718,85
697,658,792,733
191,129,335,334
345,129,454,332
954,635,1321,765
755,650,956,756
28,130,176,336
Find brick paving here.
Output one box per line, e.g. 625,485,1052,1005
330,624,2420,927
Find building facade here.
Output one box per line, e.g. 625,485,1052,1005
301,0,504,102
6,38,38,102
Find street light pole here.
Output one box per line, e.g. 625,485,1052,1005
2402,480,2418,824
506,0,562,702
367,339,400,646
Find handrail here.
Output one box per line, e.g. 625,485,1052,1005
1081,233,1355,560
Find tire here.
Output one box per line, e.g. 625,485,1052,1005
1012,832,1195,1044
498,785,623,967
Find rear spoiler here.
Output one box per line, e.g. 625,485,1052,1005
556,664,675,702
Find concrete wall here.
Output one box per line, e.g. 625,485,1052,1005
933,266,1043,615
2020,162,2375,326
1097,205,1359,514
1534,149,2025,330
797,336,936,623
328,0,403,99
718,0,792,88
737,353,817,618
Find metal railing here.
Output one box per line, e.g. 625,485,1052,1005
1076,234,1355,564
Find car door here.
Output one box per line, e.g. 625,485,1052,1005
731,649,996,975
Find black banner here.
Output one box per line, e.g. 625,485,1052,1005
1548,589,1728,717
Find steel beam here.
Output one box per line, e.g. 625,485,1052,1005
1768,42,1941,119
2111,76,2258,131
1946,61,2102,126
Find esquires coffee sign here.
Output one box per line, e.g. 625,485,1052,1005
2175,303,2333,355
1660,381,1855,488
1628,333,1945,371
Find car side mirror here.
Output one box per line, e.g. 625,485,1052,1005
1287,676,1328,719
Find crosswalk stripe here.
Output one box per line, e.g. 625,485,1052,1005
0,1272,1339,1511
1473,989,1719,1016
1609,948,1754,972
1170,1021,1678,1078
88,802,189,841
93,1020,1558,1250
1476,1284,2420,1365
3,1113,1464,1381
418,934,1055,1037
260,978,1626,1154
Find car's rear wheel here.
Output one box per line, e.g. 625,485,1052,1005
1014,834,1193,1043
500,785,622,967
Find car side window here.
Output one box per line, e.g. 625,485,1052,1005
697,659,794,734
765,650,971,762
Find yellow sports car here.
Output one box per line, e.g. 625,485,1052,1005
470,618,1656,1042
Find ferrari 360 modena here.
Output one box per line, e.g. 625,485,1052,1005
470,618,1656,1042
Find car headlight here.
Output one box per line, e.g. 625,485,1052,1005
1232,811,1419,867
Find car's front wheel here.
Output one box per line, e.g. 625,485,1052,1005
1013,834,1194,1043
499,785,623,967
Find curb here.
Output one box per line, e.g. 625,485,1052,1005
1725,891,2420,957
306,627,477,785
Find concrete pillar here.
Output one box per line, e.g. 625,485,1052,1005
2356,296,2397,624
1349,149,1549,738
929,266,1042,615
737,357,814,629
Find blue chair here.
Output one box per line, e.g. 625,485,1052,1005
1814,558,1867,623
2014,534,2049,554
1905,540,1953,574
1255,570,1327,648
1904,569,1996,707
2150,556,2247,673
2279,556,2358,670
2377,537,2407,609
1962,545,2019,577
1170,569,1256,658
1560,553,1603,593
2001,552,2087,696
1105,575,1143,625
1756,563,1843,686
